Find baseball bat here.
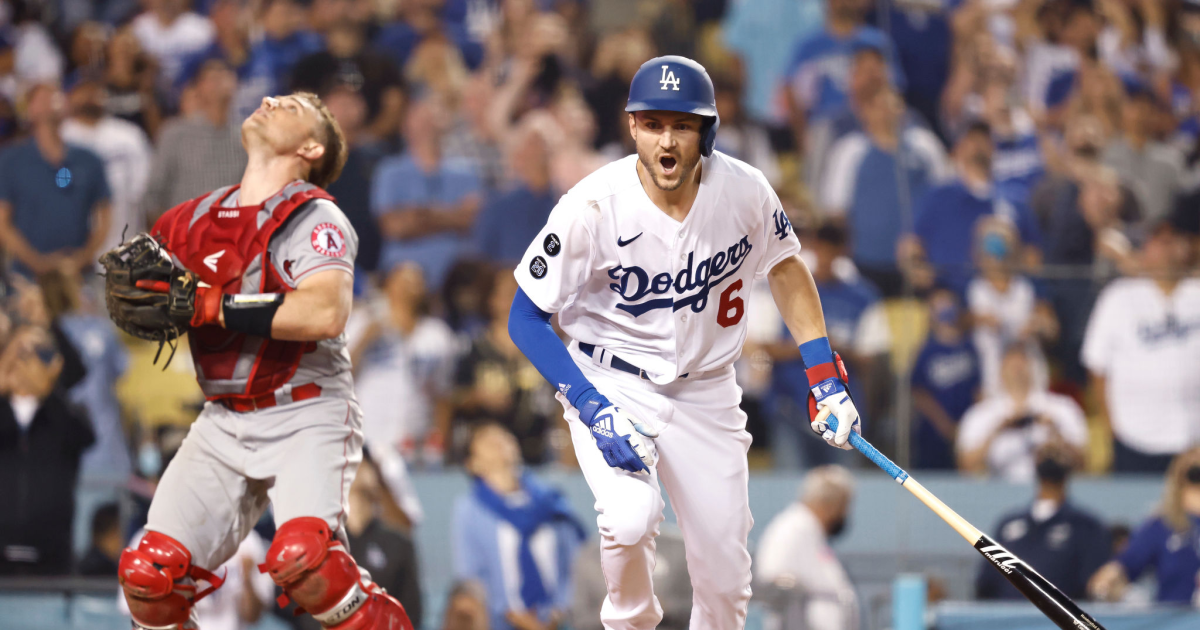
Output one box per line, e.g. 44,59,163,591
817,408,1107,630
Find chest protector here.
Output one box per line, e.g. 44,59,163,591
152,181,334,401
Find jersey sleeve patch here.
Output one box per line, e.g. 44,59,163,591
530,256,549,279
311,222,347,257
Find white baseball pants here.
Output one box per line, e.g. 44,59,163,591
562,346,754,630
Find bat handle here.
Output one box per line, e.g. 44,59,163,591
822,409,910,484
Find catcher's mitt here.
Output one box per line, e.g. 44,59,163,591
99,234,195,363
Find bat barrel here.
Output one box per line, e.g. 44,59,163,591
974,534,1108,630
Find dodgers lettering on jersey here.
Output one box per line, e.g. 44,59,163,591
515,152,800,384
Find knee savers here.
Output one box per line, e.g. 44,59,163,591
261,517,413,630
118,531,225,630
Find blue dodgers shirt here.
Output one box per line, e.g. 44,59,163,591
0,138,110,256
473,185,557,265
371,153,482,287
913,180,1043,295
1117,515,1200,604
783,26,905,121
909,336,979,470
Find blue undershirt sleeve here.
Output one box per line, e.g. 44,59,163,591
508,288,608,423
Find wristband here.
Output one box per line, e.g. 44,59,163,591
574,388,611,426
798,337,834,368
222,293,284,338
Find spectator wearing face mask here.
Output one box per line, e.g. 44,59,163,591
902,121,1043,297
1090,447,1200,605
910,287,981,470
968,217,1058,399
977,443,1110,601
755,465,858,630
0,324,95,575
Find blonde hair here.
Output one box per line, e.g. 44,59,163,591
291,91,347,189
1161,447,1200,533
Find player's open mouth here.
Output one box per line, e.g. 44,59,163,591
659,156,677,174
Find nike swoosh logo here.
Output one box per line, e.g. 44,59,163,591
617,233,643,247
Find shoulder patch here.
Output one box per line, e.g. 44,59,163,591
543,233,561,257
530,256,548,279
311,222,347,257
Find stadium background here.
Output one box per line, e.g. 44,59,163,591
0,0,1198,628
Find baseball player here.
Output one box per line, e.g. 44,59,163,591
101,93,412,630
508,56,863,629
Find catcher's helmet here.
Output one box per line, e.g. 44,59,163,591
626,55,720,157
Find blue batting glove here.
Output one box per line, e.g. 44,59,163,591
578,394,658,473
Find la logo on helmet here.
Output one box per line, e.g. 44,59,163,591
659,65,680,91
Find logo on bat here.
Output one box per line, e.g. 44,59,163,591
977,544,1027,575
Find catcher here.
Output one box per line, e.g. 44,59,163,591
101,93,412,630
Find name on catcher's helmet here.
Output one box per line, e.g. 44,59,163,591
626,55,720,157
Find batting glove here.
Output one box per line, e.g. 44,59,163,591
578,395,658,473
802,339,861,450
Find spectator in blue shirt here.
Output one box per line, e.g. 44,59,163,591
910,287,980,470
1090,447,1200,605
767,223,890,470
177,0,274,120
781,0,904,150
372,95,483,290
903,122,1043,297
0,83,111,277
453,423,585,630
868,1,950,141
978,443,1110,601
821,81,949,296
474,126,556,266
252,0,324,92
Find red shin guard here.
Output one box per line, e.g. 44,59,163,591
261,517,413,630
118,531,224,630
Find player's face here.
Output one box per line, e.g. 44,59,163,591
630,111,704,192
242,95,325,162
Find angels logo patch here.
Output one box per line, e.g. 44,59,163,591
311,223,347,257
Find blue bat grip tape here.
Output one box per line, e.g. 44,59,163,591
826,415,910,483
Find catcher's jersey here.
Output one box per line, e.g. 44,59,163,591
217,191,359,399
515,152,800,384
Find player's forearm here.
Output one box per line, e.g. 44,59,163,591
508,288,605,414
768,255,828,346
214,269,353,341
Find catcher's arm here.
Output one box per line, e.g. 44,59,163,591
256,269,353,341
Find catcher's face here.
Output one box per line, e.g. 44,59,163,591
242,95,326,165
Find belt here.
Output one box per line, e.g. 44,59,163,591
579,343,686,380
217,383,323,413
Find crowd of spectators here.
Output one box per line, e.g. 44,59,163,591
0,0,1197,625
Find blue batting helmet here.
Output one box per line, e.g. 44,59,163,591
625,55,720,157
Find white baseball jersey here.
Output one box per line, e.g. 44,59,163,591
514,152,800,385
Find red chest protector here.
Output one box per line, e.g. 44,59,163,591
152,181,334,402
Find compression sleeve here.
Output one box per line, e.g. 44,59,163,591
508,287,608,423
